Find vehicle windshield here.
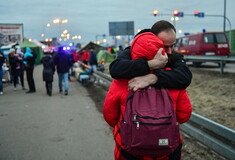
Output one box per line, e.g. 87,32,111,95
204,33,227,44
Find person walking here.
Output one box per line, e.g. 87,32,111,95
81,50,90,70
16,47,26,90
0,49,6,95
40,52,55,96
89,47,98,71
23,47,36,93
54,46,72,95
116,45,124,58
8,49,22,90
68,50,75,81
103,30,192,160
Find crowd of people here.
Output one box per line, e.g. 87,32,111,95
0,45,101,96
0,46,38,95
0,47,34,94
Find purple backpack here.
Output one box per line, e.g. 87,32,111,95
120,87,180,157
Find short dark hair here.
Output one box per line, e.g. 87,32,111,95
151,20,176,35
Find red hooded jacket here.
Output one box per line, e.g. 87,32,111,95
81,50,90,61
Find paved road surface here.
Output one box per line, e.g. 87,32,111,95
0,65,114,160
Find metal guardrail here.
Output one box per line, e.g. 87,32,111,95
183,55,235,74
92,69,235,160
180,113,235,160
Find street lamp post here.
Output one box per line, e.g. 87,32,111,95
223,0,226,32
53,18,68,40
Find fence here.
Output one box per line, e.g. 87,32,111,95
183,55,235,74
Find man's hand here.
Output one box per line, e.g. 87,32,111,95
128,74,158,91
147,48,168,70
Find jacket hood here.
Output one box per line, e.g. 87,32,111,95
131,32,164,60
24,47,33,58
25,47,31,53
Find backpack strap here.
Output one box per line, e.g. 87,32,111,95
127,90,134,102
168,143,182,160
121,149,140,160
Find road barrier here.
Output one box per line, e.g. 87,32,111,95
181,113,235,160
183,55,235,74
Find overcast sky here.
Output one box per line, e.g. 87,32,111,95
1,0,234,45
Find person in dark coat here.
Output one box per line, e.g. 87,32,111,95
40,52,55,96
16,47,26,90
0,49,5,95
89,47,98,71
8,49,22,90
68,51,75,81
24,47,37,93
54,46,72,95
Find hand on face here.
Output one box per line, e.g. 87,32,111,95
148,48,168,70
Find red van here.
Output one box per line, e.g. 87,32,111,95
175,32,230,56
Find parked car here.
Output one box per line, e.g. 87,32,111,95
175,32,230,66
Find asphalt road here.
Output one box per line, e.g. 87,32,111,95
0,65,114,160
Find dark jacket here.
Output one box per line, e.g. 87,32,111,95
54,50,72,74
109,47,192,89
9,54,23,75
23,47,36,68
0,51,5,69
40,54,55,82
89,51,98,66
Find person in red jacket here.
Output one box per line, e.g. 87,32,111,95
103,32,192,160
81,50,90,65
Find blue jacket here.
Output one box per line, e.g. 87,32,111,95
23,47,33,65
